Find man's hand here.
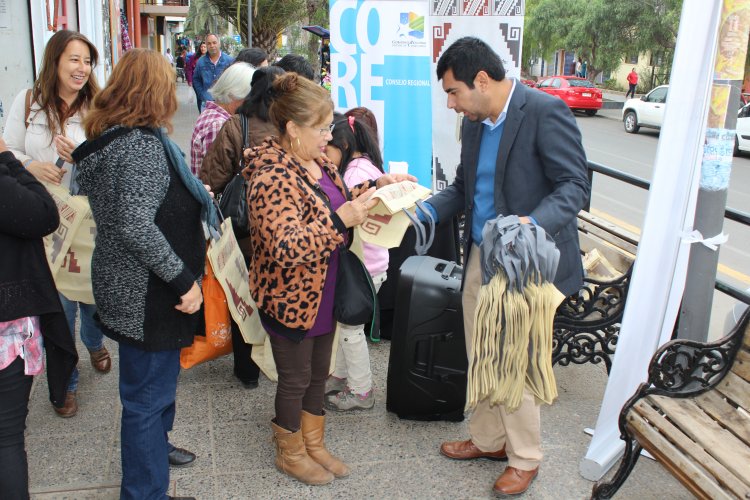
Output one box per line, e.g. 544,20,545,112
376,173,418,189
336,187,377,228
519,216,532,224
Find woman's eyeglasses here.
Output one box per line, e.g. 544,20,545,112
318,123,335,136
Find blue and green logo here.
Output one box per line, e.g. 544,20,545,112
398,12,424,39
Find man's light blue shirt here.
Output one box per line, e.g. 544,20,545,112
193,52,234,104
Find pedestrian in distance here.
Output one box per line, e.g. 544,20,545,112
175,49,186,83
243,72,415,485
192,34,234,112
575,57,583,77
164,47,173,66
2,28,110,419
74,48,218,500
324,113,387,412
0,137,78,500
423,36,590,496
626,67,639,99
186,41,206,93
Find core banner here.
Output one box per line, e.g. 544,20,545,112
330,0,433,187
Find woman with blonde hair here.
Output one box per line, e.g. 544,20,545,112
244,73,414,485
74,49,217,500
3,29,108,418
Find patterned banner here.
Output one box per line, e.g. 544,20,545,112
430,0,525,192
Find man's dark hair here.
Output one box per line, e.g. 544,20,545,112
235,47,268,67
274,54,315,81
237,65,286,121
436,37,505,88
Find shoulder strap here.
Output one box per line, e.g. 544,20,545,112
24,89,32,129
240,114,250,150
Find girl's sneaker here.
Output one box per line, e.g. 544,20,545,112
325,388,375,411
325,376,347,395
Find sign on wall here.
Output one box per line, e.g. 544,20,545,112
330,0,433,188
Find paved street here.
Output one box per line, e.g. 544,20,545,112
22,83,691,499
574,109,750,336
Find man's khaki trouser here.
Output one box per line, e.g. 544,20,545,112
462,245,543,471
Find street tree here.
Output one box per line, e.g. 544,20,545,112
525,0,682,84
201,0,307,56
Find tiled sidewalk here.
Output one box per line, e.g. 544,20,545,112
25,83,689,499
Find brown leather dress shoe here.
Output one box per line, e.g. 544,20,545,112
53,391,78,418
440,439,507,461
89,346,112,373
493,466,539,496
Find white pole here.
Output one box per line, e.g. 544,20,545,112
579,0,723,481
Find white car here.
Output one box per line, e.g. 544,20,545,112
624,85,749,156
621,85,668,134
735,103,750,155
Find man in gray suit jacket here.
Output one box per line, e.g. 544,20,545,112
423,37,590,496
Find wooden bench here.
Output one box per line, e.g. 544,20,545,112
591,308,750,499
552,210,638,373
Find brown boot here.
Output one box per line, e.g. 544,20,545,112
89,346,112,373
300,410,350,478
271,421,334,485
53,391,78,418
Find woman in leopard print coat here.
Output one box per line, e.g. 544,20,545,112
243,73,413,486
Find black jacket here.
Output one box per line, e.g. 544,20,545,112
0,150,78,407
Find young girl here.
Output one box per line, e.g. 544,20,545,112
324,113,388,411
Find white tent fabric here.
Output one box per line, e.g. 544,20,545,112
579,0,723,481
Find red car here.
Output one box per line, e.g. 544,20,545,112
536,76,602,116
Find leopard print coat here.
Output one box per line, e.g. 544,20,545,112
243,138,374,334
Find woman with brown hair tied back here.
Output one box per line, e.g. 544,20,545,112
3,29,108,418
243,73,414,485
74,48,217,500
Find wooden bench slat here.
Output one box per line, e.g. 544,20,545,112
731,348,750,383
627,408,734,500
577,211,641,244
578,219,638,256
695,390,750,448
743,327,750,350
634,400,750,498
716,371,750,412
646,395,750,486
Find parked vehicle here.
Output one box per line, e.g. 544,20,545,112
520,78,537,88
536,76,602,116
625,86,748,157
735,103,750,155
622,85,668,133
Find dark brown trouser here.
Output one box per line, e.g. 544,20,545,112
269,332,334,432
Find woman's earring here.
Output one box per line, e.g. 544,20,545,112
296,137,301,150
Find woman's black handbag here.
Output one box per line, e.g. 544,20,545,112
334,242,379,338
218,115,250,239
298,172,381,339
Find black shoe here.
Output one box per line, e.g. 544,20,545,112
168,447,196,467
167,497,196,500
234,372,259,389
